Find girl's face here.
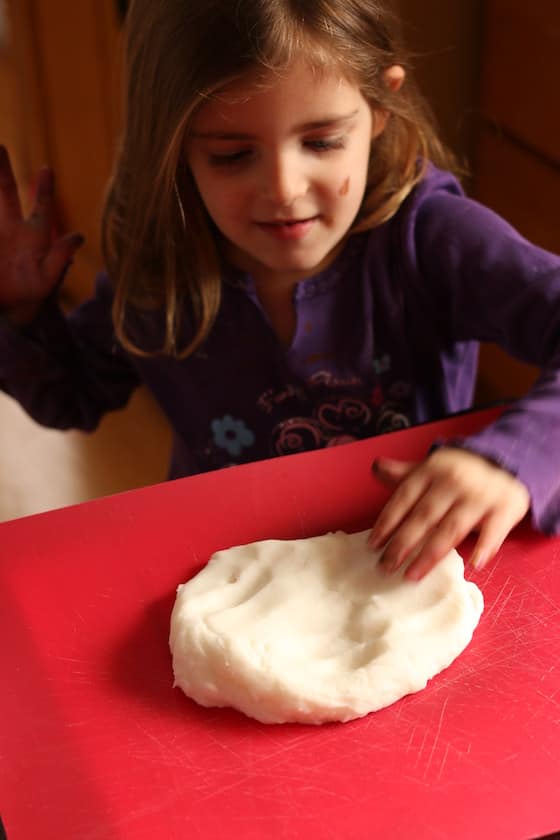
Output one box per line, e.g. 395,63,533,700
186,61,386,289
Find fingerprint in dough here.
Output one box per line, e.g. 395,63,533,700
169,530,483,724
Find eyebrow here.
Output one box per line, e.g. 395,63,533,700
191,109,360,140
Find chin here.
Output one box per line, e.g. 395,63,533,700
269,248,334,271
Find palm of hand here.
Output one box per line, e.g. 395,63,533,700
0,146,82,317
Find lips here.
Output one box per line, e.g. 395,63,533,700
256,216,318,241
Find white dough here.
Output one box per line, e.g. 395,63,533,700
169,530,483,724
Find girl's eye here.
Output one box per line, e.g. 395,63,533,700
206,136,346,167
305,137,346,152
208,150,252,167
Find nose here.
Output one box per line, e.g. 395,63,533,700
260,149,307,206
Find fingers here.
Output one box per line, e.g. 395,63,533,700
26,166,56,251
0,144,23,223
368,447,531,583
1,229,85,324
0,149,55,242
24,169,83,289
377,494,472,577
0,150,84,314
43,232,85,288
0,148,57,269
470,492,529,570
403,504,485,581
470,532,503,573
368,460,428,550
372,457,416,486
29,166,54,220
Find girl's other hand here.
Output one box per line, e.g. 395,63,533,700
0,145,84,325
368,447,530,580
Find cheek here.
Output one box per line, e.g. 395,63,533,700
194,173,244,219
338,177,350,197
333,140,371,203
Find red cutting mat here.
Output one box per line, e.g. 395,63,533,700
1,407,559,840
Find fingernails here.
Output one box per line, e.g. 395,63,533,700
372,457,393,476
368,531,379,549
380,559,399,575
377,543,406,574
471,549,489,570
59,261,74,283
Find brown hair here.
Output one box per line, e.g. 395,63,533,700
102,0,456,357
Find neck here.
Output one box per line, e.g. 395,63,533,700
252,273,298,348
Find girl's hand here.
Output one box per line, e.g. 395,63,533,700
0,145,84,324
368,447,530,580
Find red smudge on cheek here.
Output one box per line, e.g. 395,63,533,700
339,177,350,196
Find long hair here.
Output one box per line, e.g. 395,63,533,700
102,0,456,358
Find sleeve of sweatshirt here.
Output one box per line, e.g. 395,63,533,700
404,167,560,534
0,272,140,432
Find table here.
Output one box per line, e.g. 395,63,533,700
1,407,559,839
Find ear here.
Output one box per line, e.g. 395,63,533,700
384,64,406,93
371,109,389,139
371,65,406,138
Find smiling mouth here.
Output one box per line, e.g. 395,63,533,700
257,215,319,226
254,217,318,240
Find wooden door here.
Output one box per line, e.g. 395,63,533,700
6,0,122,300
474,0,560,399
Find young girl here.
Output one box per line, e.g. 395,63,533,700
1,0,558,581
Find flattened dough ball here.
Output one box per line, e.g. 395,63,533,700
169,530,483,724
